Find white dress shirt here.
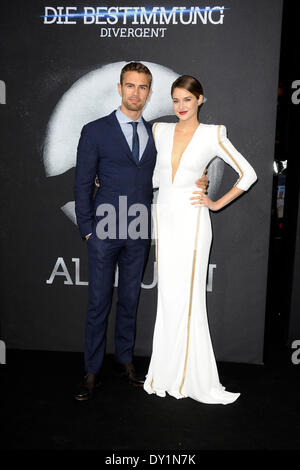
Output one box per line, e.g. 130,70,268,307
115,107,149,160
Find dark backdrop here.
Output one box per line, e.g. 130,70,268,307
0,0,283,364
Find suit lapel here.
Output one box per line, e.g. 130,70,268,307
139,118,154,165
107,111,137,165
106,112,155,166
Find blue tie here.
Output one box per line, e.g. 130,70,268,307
130,122,140,164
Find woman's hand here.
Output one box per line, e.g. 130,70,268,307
191,186,245,211
190,191,220,210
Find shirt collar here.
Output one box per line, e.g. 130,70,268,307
116,107,143,124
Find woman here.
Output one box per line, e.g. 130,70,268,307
144,75,257,404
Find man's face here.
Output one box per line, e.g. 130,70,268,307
118,71,152,113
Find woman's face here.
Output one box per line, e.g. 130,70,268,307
172,87,203,122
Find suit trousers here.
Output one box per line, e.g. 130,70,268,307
84,233,150,374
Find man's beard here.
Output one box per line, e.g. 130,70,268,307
123,99,145,112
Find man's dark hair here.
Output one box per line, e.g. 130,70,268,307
120,62,152,87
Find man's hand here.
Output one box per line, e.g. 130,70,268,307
195,169,209,192
190,169,209,205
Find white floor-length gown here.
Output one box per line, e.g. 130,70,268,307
144,122,257,404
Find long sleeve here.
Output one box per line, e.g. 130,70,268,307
215,125,257,191
74,125,98,239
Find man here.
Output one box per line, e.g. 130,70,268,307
74,62,207,400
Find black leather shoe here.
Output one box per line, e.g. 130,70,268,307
74,373,100,401
117,362,145,387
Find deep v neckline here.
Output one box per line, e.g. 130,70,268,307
170,123,201,184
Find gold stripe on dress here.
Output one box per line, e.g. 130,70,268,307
179,206,202,397
152,122,159,143
149,123,159,393
149,206,159,392
217,124,244,187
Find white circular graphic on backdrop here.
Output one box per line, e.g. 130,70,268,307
43,60,223,228
43,61,181,177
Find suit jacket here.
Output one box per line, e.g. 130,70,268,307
74,110,157,239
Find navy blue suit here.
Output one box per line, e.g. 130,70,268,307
74,111,156,374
